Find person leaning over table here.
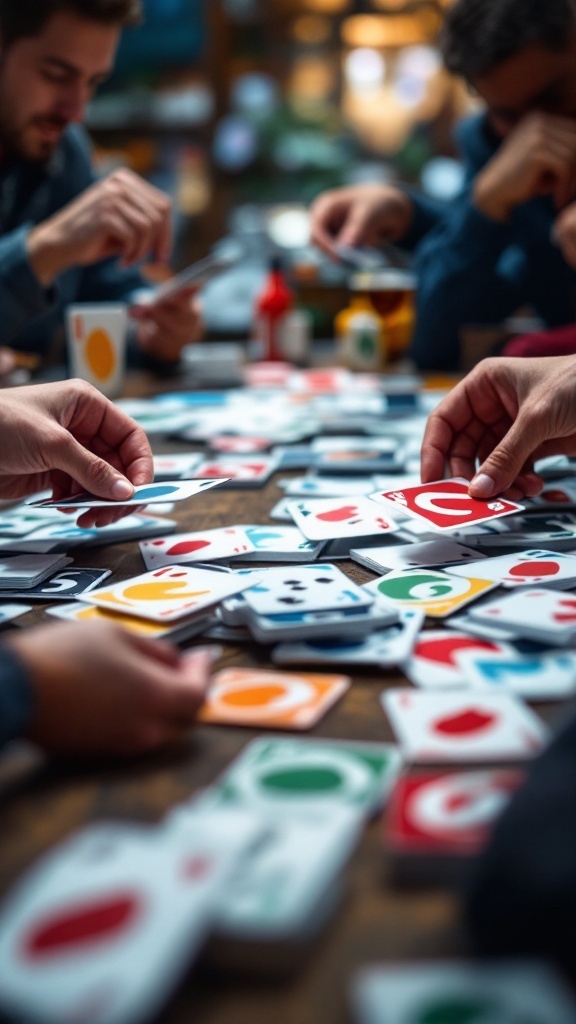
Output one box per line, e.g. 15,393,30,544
310,0,576,372
0,0,202,374
0,379,210,757
421,354,576,982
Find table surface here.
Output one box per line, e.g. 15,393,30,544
0,372,490,1024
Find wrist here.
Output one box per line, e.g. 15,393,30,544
27,222,71,288
473,177,513,222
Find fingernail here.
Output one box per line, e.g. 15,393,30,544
111,478,134,500
470,473,496,498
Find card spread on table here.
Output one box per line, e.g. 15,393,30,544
30,478,226,509
386,768,524,855
281,476,376,498
210,736,402,819
47,601,213,641
0,812,261,1024
288,497,398,541
382,688,548,763
83,565,260,622
353,961,576,1024
272,608,423,668
402,629,517,690
457,648,576,701
448,548,576,588
0,567,112,600
140,527,255,569
364,568,497,618
371,478,524,531
469,588,576,645
152,453,204,480
351,539,483,575
242,563,375,616
192,457,278,486
242,598,398,645
197,667,350,729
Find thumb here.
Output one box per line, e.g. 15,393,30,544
54,433,134,501
469,414,541,499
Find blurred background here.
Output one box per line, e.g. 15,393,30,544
88,0,474,343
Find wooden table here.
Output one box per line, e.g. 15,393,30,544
0,374,467,1024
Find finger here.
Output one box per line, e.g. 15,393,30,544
48,431,135,501
469,411,545,498
337,202,384,249
64,387,154,486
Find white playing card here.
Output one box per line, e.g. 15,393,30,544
370,478,524,531
0,810,261,1024
152,453,204,480
235,525,325,563
0,554,71,589
469,588,576,646
447,549,576,589
281,476,377,498
30,478,226,509
83,565,261,623
457,648,576,701
288,497,398,542
241,563,375,616
353,961,576,1024
382,688,548,763
272,608,423,667
140,527,256,569
192,457,278,487
351,539,483,574
363,568,498,619
401,630,516,689
0,603,32,625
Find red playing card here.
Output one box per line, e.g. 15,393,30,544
376,479,523,531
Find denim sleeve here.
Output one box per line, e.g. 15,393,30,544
0,644,34,750
0,227,58,345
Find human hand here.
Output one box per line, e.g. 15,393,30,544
131,288,203,363
552,200,576,266
0,379,152,527
474,113,576,221
6,622,212,756
309,184,413,259
27,169,173,287
421,355,576,500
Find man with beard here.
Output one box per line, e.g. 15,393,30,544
310,0,576,371
0,0,202,370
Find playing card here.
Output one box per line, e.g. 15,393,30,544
192,457,278,487
288,497,398,542
457,648,576,701
241,563,375,617
270,497,297,521
445,612,522,642
0,554,71,589
235,525,325,563
385,768,524,873
469,589,576,646
353,961,576,1024
208,435,273,455
529,480,576,508
351,539,483,574
152,453,204,480
382,689,548,763
83,565,261,623
139,527,256,569
272,609,423,668
0,810,261,1024
207,736,402,820
0,603,32,625
197,667,350,729
447,549,576,588
281,476,376,498
209,808,362,953
371,478,523,531
30,478,226,509
47,601,214,642
401,630,515,689
364,569,497,618
0,568,112,601
244,597,400,645
25,513,177,548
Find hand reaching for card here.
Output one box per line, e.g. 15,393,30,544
421,355,576,500
6,622,213,756
0,380,153,528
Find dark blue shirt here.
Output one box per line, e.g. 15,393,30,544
0,645,33,749
0,124,146,360
406,113,576,370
